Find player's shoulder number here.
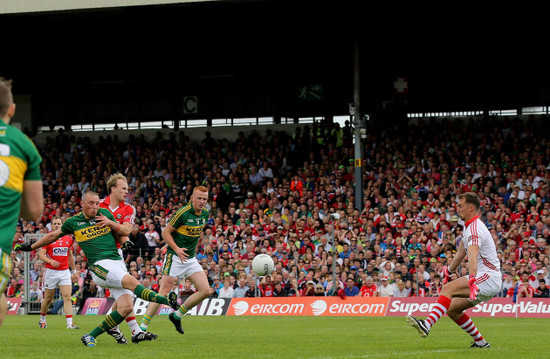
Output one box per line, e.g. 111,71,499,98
0,144,11,187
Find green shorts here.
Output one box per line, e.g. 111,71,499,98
0,249,12,294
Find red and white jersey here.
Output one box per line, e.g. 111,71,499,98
360,285,377,297
100,196,136,249
44,235,74,270
463,215,501,277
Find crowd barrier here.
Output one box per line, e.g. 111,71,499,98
63,296,550,318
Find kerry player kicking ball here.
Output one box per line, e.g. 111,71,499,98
16,190,180,347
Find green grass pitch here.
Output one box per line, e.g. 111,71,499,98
0,315,547,358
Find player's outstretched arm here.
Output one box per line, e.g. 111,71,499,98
32,229,64,250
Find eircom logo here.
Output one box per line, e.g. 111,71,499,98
231,299,305,315
228,297,389,316
232,301,249,316
311,300,327,316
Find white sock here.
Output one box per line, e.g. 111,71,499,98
126,316,142,336
66,315,73,326
40,314,47,322
424,319,432,330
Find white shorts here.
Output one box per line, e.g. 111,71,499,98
469,272,502,305
89,259,133,300
44,268,71,289
162,254,203,279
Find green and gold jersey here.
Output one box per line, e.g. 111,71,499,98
0,123,42,253
167,203,209,259
61,208,121,265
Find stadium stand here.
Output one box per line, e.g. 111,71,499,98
9,114,550,315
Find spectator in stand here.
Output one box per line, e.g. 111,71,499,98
248,166,263,191
285,278,300,297
408,280,425,297
180,279,197,300
344,278,359,297
272,281,285,297
144,222,162,253
129,224,149,259
303,280,317,296
245,278,258,297
258,161,274,184
259,275,275,297
233,277,249,298
218,277,234,298
360,276,377,297
534,279,549,298
393,280,409,297
516,272,535,298
314,283,326,296
28,281,43,303
377,276,395,297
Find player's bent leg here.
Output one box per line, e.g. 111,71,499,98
407,277,471,338
105,299,127,344
169,271,210,335
121,274,178,309
447,297,490,348
181,271,210,310
84,294,133,346
113,294,134,317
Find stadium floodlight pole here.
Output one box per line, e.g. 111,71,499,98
329,216,338,296
352,35,364,212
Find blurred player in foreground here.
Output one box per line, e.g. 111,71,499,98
0,77,43,330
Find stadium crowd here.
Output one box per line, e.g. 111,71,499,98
6,115,550,314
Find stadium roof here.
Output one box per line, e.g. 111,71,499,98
1,1,549,129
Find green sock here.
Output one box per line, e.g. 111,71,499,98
89,310,125,338
134,284,169,305
140,314,153,330
174,305,188,319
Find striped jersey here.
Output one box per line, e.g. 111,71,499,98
167,203,209,259
0,123,42,253
463,215,500,278
60,208,121,265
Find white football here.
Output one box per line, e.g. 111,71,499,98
252,254,274,276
